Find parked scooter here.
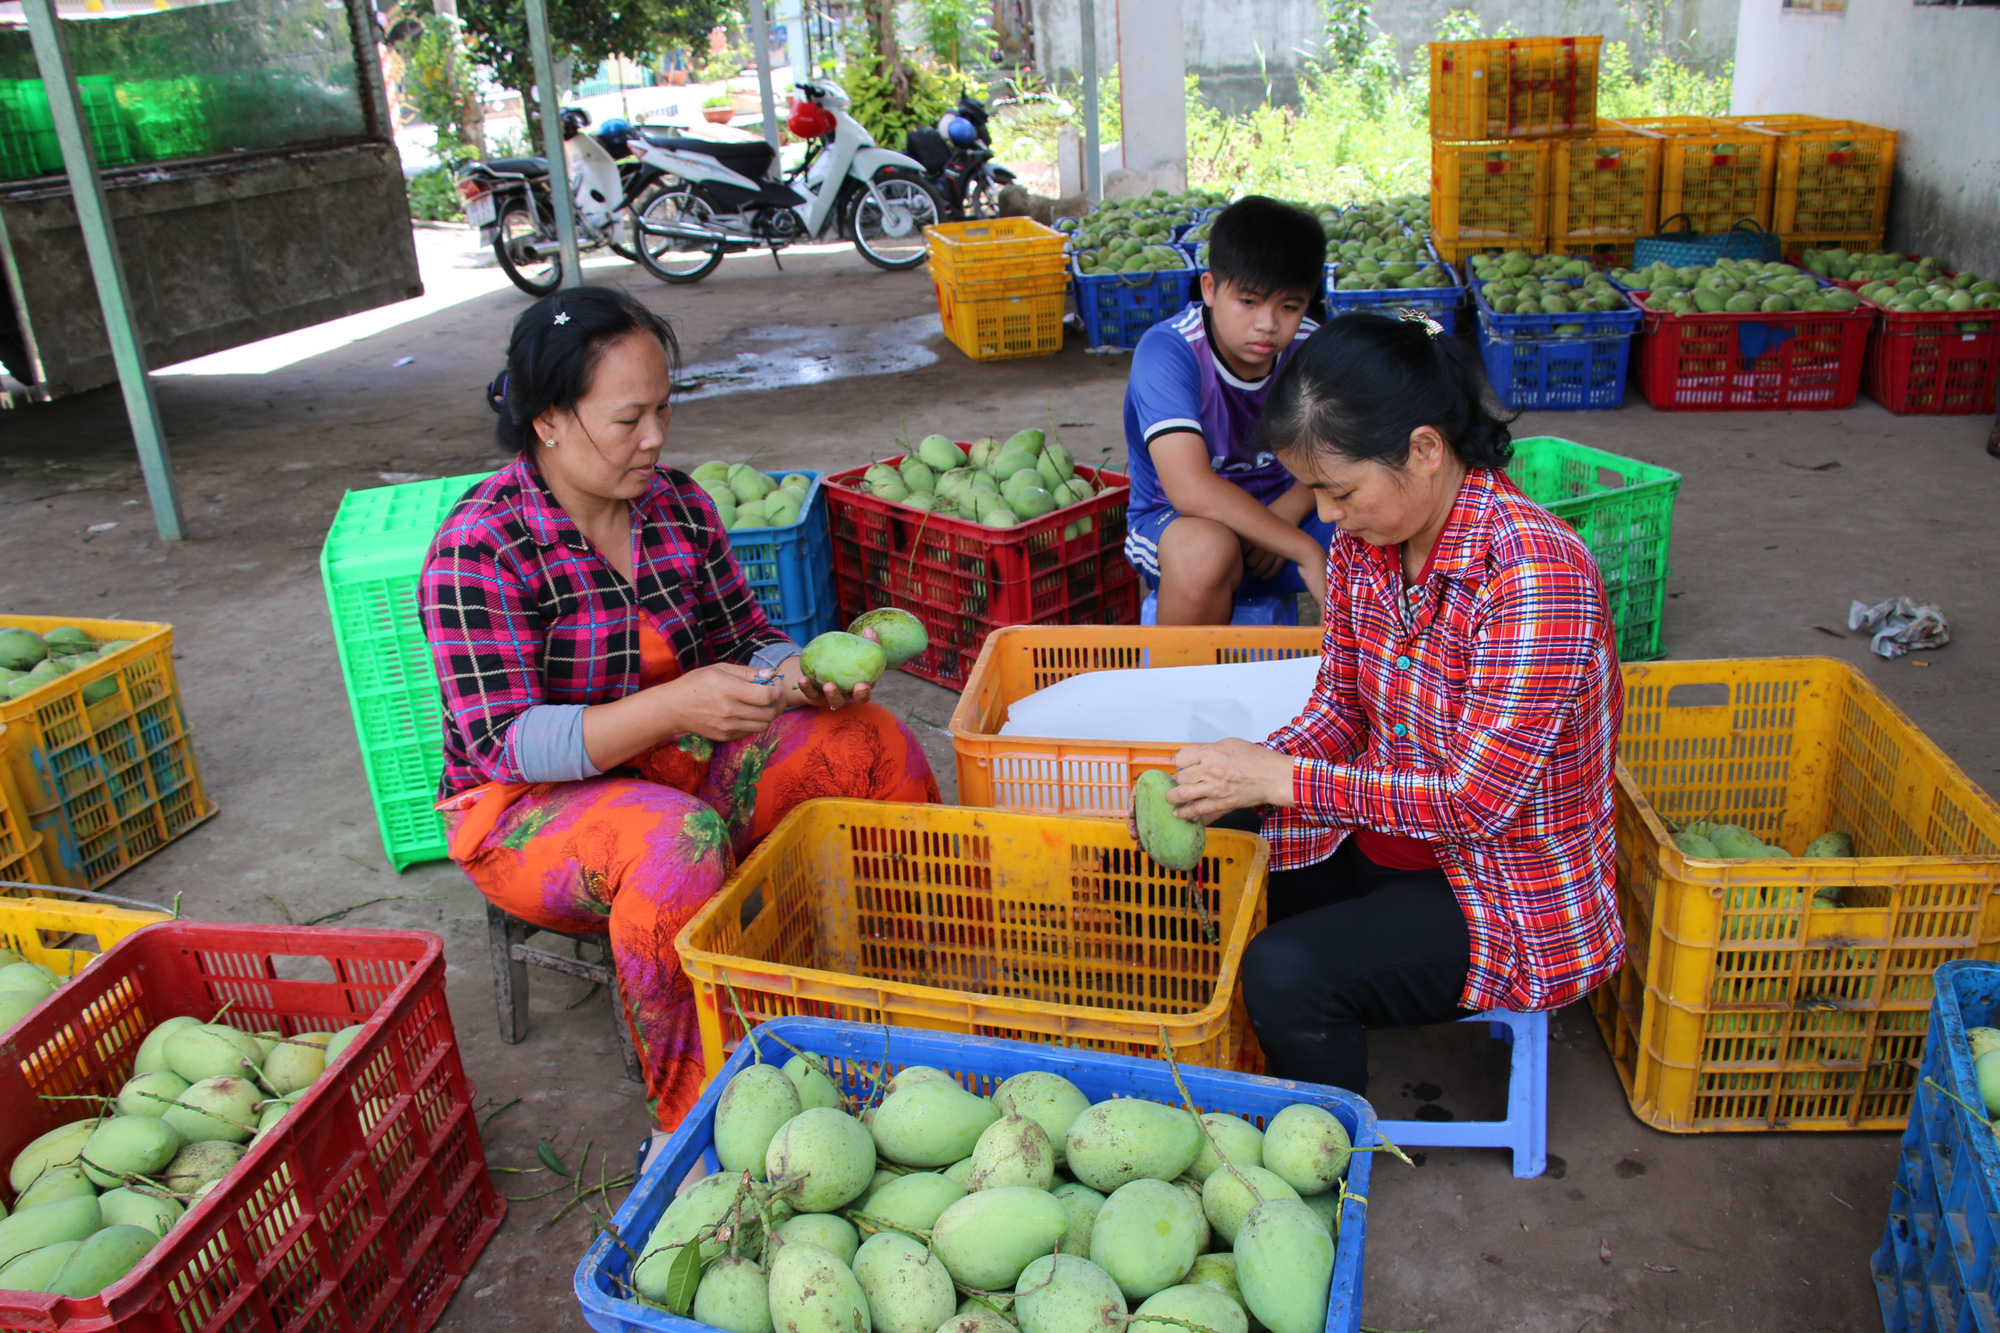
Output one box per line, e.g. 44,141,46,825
456,108,666,296
623,79,944,283
905,96,1015,222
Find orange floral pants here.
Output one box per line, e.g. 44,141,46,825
450,704,938,1129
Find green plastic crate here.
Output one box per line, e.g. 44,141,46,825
1507,436,1680,662
321,472,493,871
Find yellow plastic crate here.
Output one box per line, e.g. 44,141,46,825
1433,235,1550,267
1593,657,2000,1133
926,217,1070,288
0,725,46,886
1429,36,1601,139
937,272,1068,362
0,890,171,981
676,799,1270,1076
949,626,1322,816
0,615,216,890
1431,139,1550,251
1548,127,1664,259
1729,116,1897,239
1610,116,1780,236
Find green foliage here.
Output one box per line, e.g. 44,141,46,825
406,164,463,221
400,13,479,165
911,0,996,69
1597,40,1732,116
455,0,732,132
1432,9,1485,42
1185,64,1428,206
841,24,969,150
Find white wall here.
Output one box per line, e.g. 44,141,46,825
1031,0,1737,109
1732,0,2000,275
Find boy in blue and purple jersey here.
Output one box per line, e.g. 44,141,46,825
1122,196,1333,624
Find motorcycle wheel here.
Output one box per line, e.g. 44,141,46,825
494,200,564,297
608,210,642,263
633,186,726,284
846,175,943,270
961,173,1002,220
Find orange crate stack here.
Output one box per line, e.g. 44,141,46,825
1727,114,1896,256
1548,125,1664,270
1429,36,1601,139
1431,138,1551,261
926,218,1070,362
1609,116,1780,235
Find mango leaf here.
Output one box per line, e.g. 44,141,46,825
662,1243,709,1317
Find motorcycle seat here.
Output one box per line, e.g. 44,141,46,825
636,129,776,178
483,157,549,177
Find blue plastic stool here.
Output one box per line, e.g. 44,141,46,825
1375,1008,1548,1178
1140,586,1299,626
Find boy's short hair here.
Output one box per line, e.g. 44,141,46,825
1207,197,1326,301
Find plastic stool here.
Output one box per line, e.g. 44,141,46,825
1375,1008,1547,1178
486,901,643,1082
1140,587,1299,626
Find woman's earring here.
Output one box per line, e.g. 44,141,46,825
542,436,555,448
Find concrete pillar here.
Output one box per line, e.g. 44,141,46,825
1109,0,1185,198
778,0,810,79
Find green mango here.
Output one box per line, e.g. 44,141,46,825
775,1213,860,1268
1007,487,1056,521
1189,1112,1264,1182
0,1196,102,1271
870,1079,1001,1168
1674,831,1721,859
1201,1163,1300,1244
1131,770,1203,872
766,1108,876,1213
767,1242,869,1333
848,609,928,669
993,1071,1091,1161
1013,1253,1127,1333
1260,1104,1350,1196
0,1241,82,1293
800,632,887,692
1132,1285,1248,1333
1090,1178,1203,1302
931,1187,1068,1291
860,1172,965,1232
1064,1099,1199,1193
966,1115,1056,1192
46,1225,158,1298
9,1120,99,1194
1235,1200,1333,1333
692,1256,775,1333
918,435,968,471
1805,832,1854,858
853,1232,956,1333
715,1062,804,1176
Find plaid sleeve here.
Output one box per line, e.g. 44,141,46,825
677,481,792,667
419,517,544,784
1263,549,1367,779
1291,555,1608,841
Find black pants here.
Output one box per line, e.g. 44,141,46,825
1223,812,1477,1094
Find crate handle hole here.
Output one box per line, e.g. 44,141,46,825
1596,467,1628,490
1665,682,1730,709
740,886,764,932
266,954,340,983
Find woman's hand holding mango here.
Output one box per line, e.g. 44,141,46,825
1167,738,1296,822
791,626,882,711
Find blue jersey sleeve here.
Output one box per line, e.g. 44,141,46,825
1126,326,1205,447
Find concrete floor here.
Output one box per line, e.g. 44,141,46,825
2,225,1995,1333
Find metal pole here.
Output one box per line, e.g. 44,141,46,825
1080,0,1100,201
522,0,581,288
20,0,184,541
748,0,780,150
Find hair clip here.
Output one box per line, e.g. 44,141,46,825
553,309,571,326
1398,308,1445,339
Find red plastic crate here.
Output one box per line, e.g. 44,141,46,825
826,459,1139,690
1860,303,2000,415
0,922,503,1333
1630,293,1871,410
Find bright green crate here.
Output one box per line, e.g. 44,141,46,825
321,472,493,871
1507,436,1680,662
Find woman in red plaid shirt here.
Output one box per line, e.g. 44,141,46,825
421,289,938,1128
1164,310,1625,1095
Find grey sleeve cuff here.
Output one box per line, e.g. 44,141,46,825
510,704,603,783
749,638,800,673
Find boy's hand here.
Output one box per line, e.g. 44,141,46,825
1242,538,1285,582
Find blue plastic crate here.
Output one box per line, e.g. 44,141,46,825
720,469,836,642
1903,960,2000,1331
1469,276,1640,411
1073,259,1200,349
1324,262,1466,337
573,1017,1377,1333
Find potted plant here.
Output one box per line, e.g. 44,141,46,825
701,93,733,123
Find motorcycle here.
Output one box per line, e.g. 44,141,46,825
456,108,667,296
905,95,1016,222
624,78,945,284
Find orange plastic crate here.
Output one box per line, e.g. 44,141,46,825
936,269,1069,361
1609,116,1779,236
0,723,46,886
1593,658,2000,1132
675,799,1270,1075
1548,127,1663,262
0,615,215,889
950,625,1322,816
926,217,1069,288
1429,36,1601,139
1431,139,1550,251
1728,116,1896,238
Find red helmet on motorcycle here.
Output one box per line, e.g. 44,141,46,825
787,99,835,140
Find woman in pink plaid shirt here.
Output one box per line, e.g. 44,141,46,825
1163,310,1625,1096
421,289,938,1128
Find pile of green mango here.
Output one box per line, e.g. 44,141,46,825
1068,191,1220,276
1468,251,1603,284
1475,263,1628,333
860,429,1099,538
690,463,813,533
1331,255,1452,292
0,627,133,704
0,1014,364,1296
628,1054,1351,1333
1672,822,1856,908
1807,251,2000,320
798,610,929,690
1608,258,1864,315
0,952,78,1036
